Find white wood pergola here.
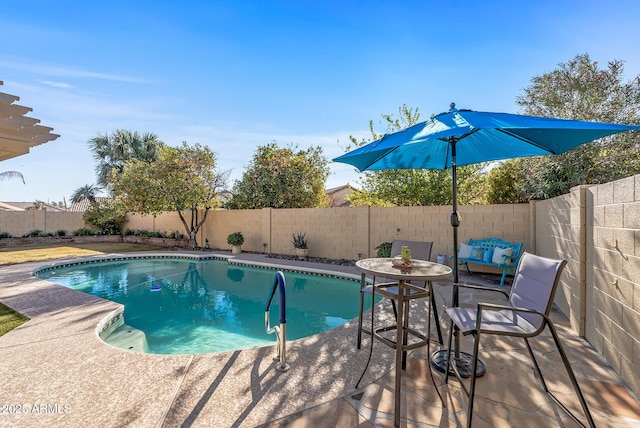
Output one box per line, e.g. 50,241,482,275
0,80,59,162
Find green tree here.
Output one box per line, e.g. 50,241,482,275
485,159,528,204
509,53,640,199
346,104,486,206
88,130,163,189
70,184,102,204
83,199,127,235
227,142,330,209
111,142,228,249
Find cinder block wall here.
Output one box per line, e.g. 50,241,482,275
0,211,85,236
534,186,588,335
1,204,531,263
536,176,640,396
585,176,640,394
203,209,266,252
195,204,531,263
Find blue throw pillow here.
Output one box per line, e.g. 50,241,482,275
483,248,494,263
470,246,484,261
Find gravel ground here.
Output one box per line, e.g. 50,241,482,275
266,253,357,266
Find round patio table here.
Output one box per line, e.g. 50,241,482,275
356,258,452,428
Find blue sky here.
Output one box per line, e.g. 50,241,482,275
1,0,640,204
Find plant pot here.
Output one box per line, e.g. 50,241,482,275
231,245,242,254
295,248,310,260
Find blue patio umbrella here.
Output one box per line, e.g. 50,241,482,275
334,104,639,280
334,104,640,375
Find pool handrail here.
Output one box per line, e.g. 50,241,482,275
265,271,290,372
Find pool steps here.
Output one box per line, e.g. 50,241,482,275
104,323,150,353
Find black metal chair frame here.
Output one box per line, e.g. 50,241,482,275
444,253,596,427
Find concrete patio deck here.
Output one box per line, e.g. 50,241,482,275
0,251,639,427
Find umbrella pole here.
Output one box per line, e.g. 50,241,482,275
451,141,459,288
450,141,462,361
432,138,486,378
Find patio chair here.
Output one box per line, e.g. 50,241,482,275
357,239,443,369
443,252,595,428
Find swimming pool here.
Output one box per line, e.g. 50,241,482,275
34,256,375,355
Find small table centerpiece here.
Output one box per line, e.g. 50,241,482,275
391,245,413,269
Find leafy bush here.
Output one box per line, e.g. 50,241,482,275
83,200,126,235
167,231,184,239
227,232,244,246
375,242,392,258
55,230,67,237
73,228,95,236
125,229,177,238
23,230,48,238
0,232,11,239
129,229,165,238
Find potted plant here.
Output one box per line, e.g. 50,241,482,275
227,232,244,254
292,231,310,259
392,245,413,269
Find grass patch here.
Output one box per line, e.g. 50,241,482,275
0,302,29,337
0,243,167,266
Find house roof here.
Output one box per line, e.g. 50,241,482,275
326,184,360,194
68,197,111,212
0,201,24,211
326,183,361,207
0,81,60,162
1,201,66,212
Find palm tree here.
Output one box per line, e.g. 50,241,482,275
70,184,102,204
0,171,25,184
88,130,163,188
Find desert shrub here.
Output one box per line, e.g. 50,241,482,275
375,242,392,258
23,230,48,238
125,229,182,239
124,229,167,238
0,232,11,239
167,231,184,239
73,228,95,236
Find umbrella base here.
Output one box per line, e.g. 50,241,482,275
430,349,486,378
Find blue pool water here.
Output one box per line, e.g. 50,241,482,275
34,257,375,354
